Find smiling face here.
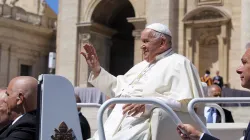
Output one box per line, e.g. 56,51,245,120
140,29,170,63
236,48,250,88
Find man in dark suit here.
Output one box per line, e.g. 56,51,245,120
205,84,234,123
176,43,250,140
75,95,91,140
213,71,224,88
177,124,219,140
0,76,37,140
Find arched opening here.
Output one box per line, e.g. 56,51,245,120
91,0,135,76
198,29,220,76
182,6,231,83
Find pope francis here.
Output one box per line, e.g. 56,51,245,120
81,23,204,140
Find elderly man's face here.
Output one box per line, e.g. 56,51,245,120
237,48,250,88
4,81,21,112
140,29,163,63
209,86,221,97
0,90,10,125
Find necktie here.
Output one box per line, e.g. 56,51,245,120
207,108,215,123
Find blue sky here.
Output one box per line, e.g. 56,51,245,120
46,0,58,14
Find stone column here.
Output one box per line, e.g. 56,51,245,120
194,40,200,69
0,44,10,86
185,26,193,61
241,0,250,53
8,47,18,82
132,30,143,64
218,24,229,84
56,0,79,85
77,31,91,87
77,22,116,87
127,17,146,65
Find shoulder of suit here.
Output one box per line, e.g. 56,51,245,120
13,112,36,127
222,107,231,113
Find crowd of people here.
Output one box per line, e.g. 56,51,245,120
0,22,249,140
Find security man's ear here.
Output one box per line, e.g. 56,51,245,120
16,93,24,106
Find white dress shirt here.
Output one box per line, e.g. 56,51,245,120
12,115,23,125
204,107,217,123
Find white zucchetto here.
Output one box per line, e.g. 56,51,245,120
146,23,172,37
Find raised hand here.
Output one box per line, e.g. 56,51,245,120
80,44,101,77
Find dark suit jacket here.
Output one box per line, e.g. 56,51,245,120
0,111,36,140
213,76,224,88
244,122,250,140
79,112,91,140
216,108,234,123
201,133,220,140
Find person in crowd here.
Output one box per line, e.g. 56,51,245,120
201,70,213,86
176,42,250,140
213,71,224,88
75,94,91,140
0,88,11,129
205,84,234,123
0,76,37,140
82,23,204,139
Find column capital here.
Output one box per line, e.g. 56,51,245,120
1,43,10,50
77,22,117,39
127,17,146,30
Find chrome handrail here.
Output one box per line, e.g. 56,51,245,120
77,103,101,108
188,97,250,135
97,98,183,140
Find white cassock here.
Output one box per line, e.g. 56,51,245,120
88,48,204,140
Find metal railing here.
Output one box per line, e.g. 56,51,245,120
97,98,183,140
188,97,250,135
205,103,226,123
77,103,101,108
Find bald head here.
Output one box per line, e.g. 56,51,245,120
208,84,222,97
6,76,37,114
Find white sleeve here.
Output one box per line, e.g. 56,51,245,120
88,67,117,98
143,97,181,116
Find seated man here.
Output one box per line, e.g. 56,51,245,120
205,84,234,123
82,23,204,139
75,95,91,140
0,76,37,140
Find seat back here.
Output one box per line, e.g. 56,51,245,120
38,75,82,140
150,108,206,140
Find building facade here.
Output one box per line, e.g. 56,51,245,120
57,0,250,90
0,0,56,87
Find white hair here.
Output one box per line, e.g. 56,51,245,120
150,30,172,47
246,42,250,49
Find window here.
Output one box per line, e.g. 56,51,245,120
20,64,32,76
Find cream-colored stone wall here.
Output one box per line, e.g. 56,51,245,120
0,1,56,86
5,0,39,14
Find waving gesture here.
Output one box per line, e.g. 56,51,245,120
80,44,101,77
